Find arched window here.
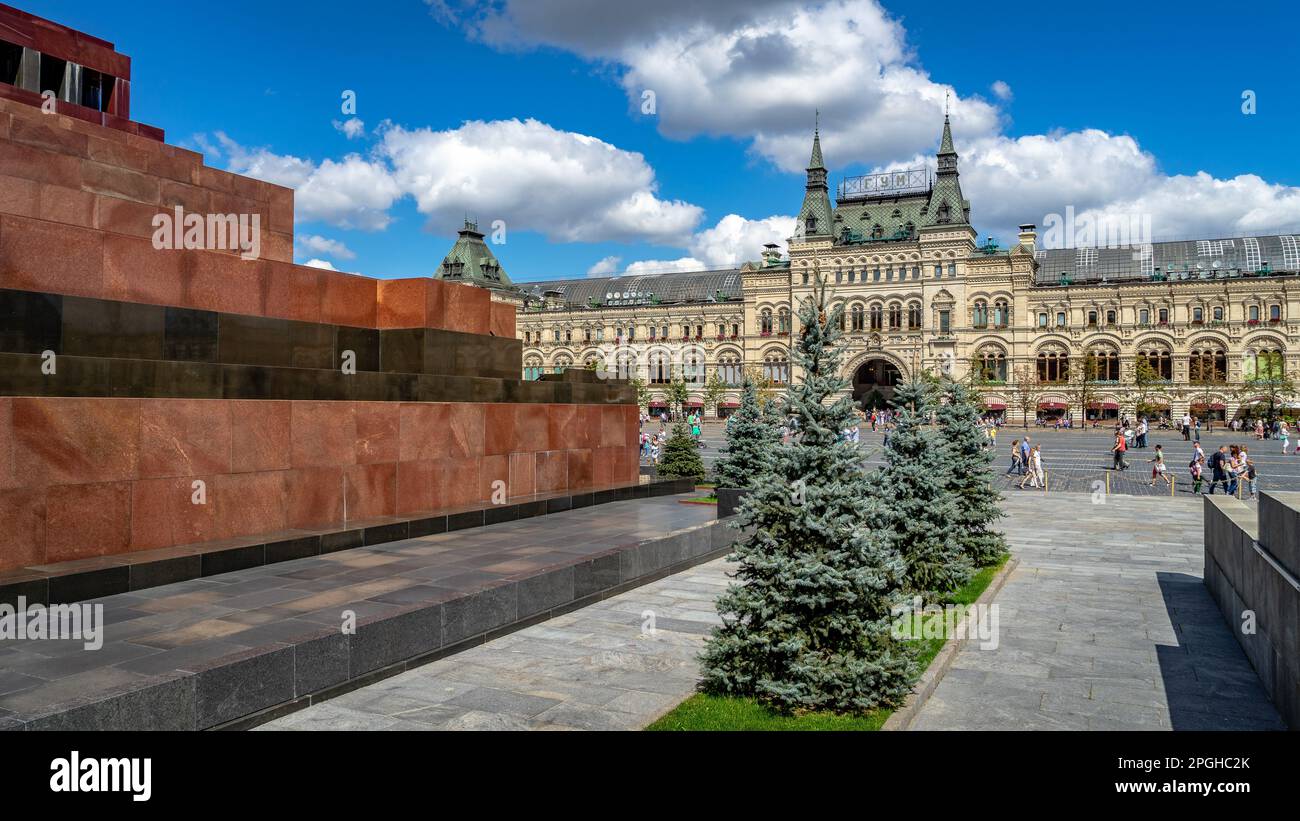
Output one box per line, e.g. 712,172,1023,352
972,300,988,328
888,303,902,330
1037,349,1069,383
993,300,1010,329
1246,347,1285,381
975,346,1008,382
1192,306,1204,323
1189,348,1227,383
763,354,790,385
524,356,544,381
907,302,922,330
1087,347,1120,381
778,308,791,334
683,352,705,384
1212,306,1224,322
1136,346,1172,381
649,352,671,384
718,355,743,386
760,309,773,335
869,304,883,331
615,350,636,381
554,355,573,374
851,304,865,332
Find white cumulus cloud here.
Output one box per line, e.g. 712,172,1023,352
379,118,703,245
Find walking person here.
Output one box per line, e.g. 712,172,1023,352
1207,445,1229,494
1020,444,1043,489
1182,412,1192,441
1281,421,1291,455
1007,439,1023,476
1148,444,1172,489
1190,454,1205,494
1111,429,1129,471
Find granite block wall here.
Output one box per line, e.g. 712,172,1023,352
1203,493,1300,729
0,71,635,575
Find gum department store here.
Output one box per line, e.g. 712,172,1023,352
438,118,1299,424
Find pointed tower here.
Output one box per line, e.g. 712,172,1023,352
436,218,516,292
796,119,834,239
926,115,970,227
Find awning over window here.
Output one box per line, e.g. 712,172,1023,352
1038,401,1067,410
648,401,667,407
683,401,703,408
1087,402,1120,410
718,402,740,408
985,403,1007,411
1191,402,1226,411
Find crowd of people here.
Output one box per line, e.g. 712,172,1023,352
641,402,1290,502
638,409,708,464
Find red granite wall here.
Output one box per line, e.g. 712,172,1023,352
0,397,637,571
0,36,638,574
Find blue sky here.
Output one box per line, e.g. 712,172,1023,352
23,0,1300,282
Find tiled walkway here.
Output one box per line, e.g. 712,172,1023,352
911,492,1285,730
265,490,1287,731
0,495,715,726
260,556,728,731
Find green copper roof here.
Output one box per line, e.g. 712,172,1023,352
797,127,834,238
809,128,825,170
939,114,956,156
437,220,515,290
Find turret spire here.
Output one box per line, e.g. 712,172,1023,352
809,111,825,171
796,117,833,239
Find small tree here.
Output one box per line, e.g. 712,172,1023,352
1127,356,1165,422
870,379,972,598
702,370,728,420
936,382,1008,566
1189,356,1226,423
665,377,690,418
658,423,705,483
700,276,916,714
1235,351,1294,425
1062,353,1104,429
1007,364,1038,428
712,379,779,490
630,377,651,409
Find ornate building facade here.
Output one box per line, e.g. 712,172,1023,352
457,119,1299,424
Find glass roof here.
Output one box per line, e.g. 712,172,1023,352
519,268,745,308
1034,235,1300,284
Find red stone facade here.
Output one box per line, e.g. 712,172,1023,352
0,10,636,573
0,397,638,570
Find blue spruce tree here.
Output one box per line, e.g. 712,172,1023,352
872,379,973,598
699,277,916,714
712,379,780,489
936,382,1008,565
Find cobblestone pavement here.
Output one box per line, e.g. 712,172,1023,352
263,485,1283,731
664,420,1300,499
258,556,729,731
911,491,1285,730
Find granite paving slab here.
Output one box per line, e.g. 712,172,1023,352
0,493,724,730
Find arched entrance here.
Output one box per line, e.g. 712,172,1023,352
852,358,902,409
